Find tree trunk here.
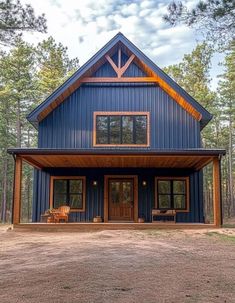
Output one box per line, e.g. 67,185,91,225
16,99,21,148
228,113,234,216
1,158,8,223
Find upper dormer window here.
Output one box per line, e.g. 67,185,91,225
93,112,150,147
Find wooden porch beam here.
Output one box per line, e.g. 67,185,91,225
22,156,43,170
81,77,157,83
213,157,222,227
194,157,213,171
13,156,22,224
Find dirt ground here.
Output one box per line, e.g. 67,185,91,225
0,226,235,303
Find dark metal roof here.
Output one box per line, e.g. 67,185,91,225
7,148,226,156
27,32,212,129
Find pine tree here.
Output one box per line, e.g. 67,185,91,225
35,36,79,100
217,41,235,217
0,37,79,222
0,0,47,45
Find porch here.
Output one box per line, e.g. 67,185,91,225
12,222,217,232
8,148,226,228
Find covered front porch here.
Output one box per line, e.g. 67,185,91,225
8,148,225,228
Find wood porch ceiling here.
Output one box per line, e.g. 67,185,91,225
15,153,220,171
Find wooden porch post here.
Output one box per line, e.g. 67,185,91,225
13,156,22,224
213,157,222,227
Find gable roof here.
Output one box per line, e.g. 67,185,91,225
27,32,212,129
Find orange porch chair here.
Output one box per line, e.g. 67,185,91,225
53,206,70,223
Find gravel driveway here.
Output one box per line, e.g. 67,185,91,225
0,227,235,303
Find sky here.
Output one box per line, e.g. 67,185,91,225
21,0,224,90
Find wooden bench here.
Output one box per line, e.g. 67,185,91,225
152,209,176,223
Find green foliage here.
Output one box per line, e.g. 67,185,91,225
217,41,235,216
164,0,235,49
0,0,47,45
0,37,79,222
35,36,79,100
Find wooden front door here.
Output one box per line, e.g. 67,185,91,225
108,179,134,221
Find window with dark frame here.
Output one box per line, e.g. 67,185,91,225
95,113,148,145
53,178,85,210
156,178,188,211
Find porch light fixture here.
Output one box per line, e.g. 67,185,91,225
142,181,147,187
92,180,98,186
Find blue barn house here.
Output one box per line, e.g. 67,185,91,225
8,33,225,229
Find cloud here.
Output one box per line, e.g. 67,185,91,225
21,0,221,89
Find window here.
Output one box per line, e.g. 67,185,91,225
50,176,86,212
94,112,149,146
155,177,189,212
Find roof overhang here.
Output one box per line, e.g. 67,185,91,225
7,148,226,171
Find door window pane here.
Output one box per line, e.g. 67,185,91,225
96,116,108,144
122,182,133,204
122,116,134,144
110,182,121,204
135,115,147,144
110,116,121,144
158,195,171,208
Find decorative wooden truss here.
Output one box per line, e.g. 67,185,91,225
81,47,156,83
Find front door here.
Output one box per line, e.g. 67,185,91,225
108,179,134,221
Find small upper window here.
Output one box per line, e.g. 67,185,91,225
94,112,149,146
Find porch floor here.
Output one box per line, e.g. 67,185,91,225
13,222,217,232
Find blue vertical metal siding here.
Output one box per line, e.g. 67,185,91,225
38,83,201,148
34,58,203,223
32,168,203,223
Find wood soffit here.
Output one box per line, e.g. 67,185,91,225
19,153,216,171
37,43,202,123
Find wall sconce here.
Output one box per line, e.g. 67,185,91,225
142,181,147,187
92,180,98,186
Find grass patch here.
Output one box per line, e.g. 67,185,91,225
222,224,235,228
206,232,235,243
